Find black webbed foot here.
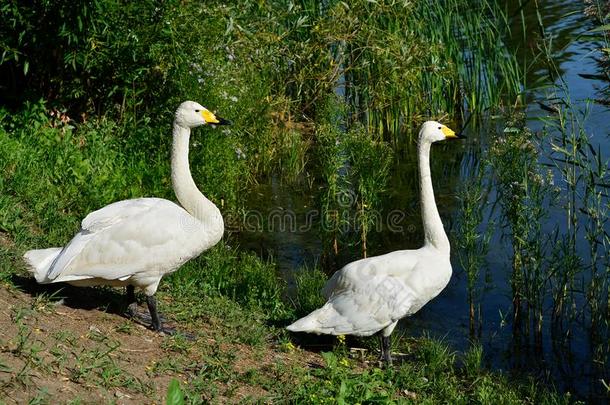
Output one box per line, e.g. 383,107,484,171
124,288,193,339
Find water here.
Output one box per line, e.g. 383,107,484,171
236,0,609,400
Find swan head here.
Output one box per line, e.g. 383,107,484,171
419,121,461,144
174,101,231,129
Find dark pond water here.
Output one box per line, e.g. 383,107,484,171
236,0,609,401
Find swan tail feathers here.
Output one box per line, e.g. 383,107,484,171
286,311,322,333
23,248,62,283
286,303,353,335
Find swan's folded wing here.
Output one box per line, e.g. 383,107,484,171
81,198,168,232
290,273,418,336
47,198,186,281
322,250,420,299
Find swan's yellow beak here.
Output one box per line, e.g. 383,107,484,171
441,126,457,139
201,109,231,125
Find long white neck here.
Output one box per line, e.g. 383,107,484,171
171,123,220,223
418,139,450,254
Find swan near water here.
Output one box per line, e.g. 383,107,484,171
24,101,229,333
287,121,462,364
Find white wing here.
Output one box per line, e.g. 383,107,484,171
289,250,425,336
288,247,452,336
46,198,208,285
80,198,163,232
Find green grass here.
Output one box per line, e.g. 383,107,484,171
487,114,556,343
291,265,327,317
454,160,492,339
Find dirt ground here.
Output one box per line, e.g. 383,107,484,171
0,280,323,404
0,282,175,404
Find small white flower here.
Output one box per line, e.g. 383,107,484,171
235,147,246,159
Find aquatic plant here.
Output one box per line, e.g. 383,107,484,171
532,9,610,377
315,121,351,260
344,126,393,258
313,95,393,261
455,154,492,339
542,101,609,369
345,0,522,138
242,0,522,145
584,0,610,104
488,114,555,346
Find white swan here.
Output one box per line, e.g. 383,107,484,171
287,121,462,364
24,101,229,332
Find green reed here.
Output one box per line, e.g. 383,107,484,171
344,126,393,258
533,9,609,364
245,0,522,146
488,115,555,346
343,0,522,140
316,121,351,258
313,96,393,261
455,150,492,339
584,0,610,103
541,99,609,353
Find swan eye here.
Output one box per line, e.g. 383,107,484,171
438,126,441,130
195,109,200,113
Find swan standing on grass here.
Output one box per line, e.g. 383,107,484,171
287,121,463,364
24,101,230,333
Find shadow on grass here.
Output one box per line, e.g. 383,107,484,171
8,274,191,336
9,274,128,315
285,329,419,369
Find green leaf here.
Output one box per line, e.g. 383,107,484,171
23,60,29,75
321,351,337,369
587,24,610,33
166,379,184,405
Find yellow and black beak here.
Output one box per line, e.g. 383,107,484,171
442,125,466,139
201,109,232,125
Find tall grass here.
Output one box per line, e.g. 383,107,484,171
529,7,609,374
316,123,351,260
344,126,393,258
488,116,556,346
466,6,609,395
344,0,522,139
584,0,610,103
239,0,522,147
541,99,609,362
455,151,492,339
313,95,393,262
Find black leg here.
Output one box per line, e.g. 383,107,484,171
124,285,138,318
145,296,181,336
126,285,136,304
146,295,162,332
380,334,393,366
